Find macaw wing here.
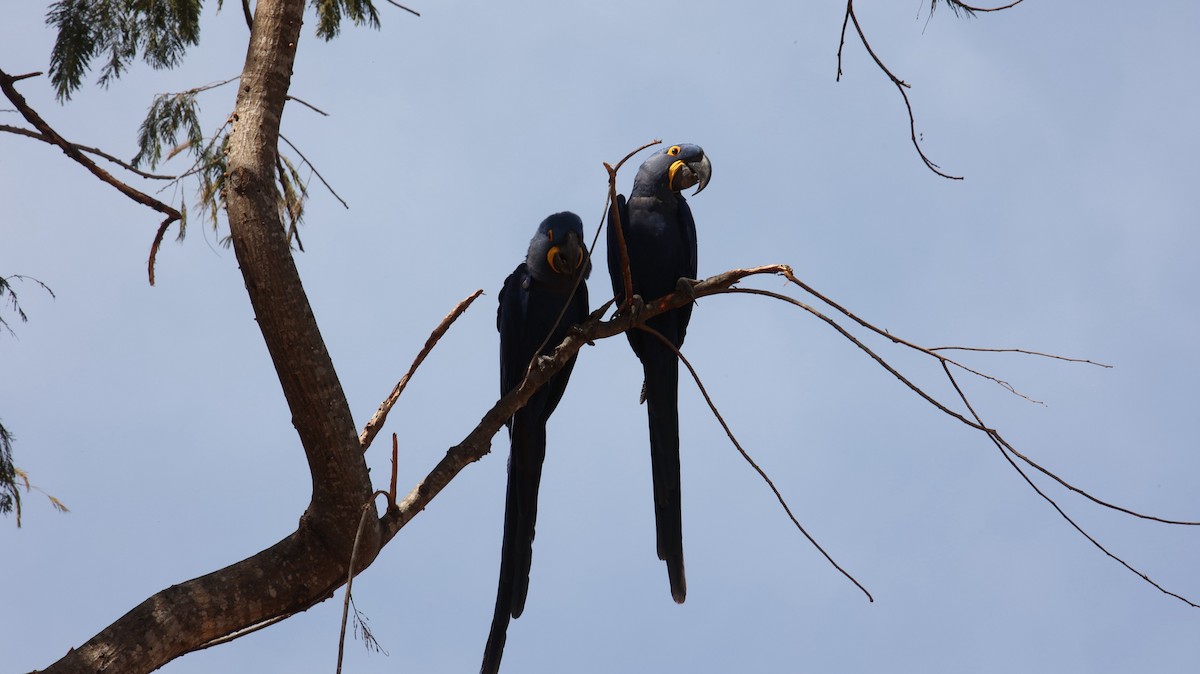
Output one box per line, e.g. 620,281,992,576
606,192,631,304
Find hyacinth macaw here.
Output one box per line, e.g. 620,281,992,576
607,143,712,604
483,211,591,674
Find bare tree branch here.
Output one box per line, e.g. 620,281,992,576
279,132,348,209
940,362,1200,608
937,0,1026,15
715,272,1200,607
0,67,183,285
383,0,421,17
0,123,177,179
286,94,330,116
359,289,485,451
837,0,962,179
374,255,1199,611
930,345,1113,368
637,324,874,602
837,0,1025,178
337,491,390,674
604,139,662,308
37,1,381,669
377,264,795,544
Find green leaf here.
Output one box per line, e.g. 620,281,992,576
313,0,381,40
0,421,17,518
47,0,203,100
133,91,203,169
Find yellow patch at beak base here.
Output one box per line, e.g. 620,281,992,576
668,159,692,192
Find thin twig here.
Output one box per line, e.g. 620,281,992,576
175,76,240,97
378,265,796,545
359,289,485,451
276,154,306,252
772,268,1195,525
944,0,1025,13
637,324,874,602
171,119,231,182
6,71,41,83
337,491,390,674
723,286,988,432
767,273,1198,526
523,140,658,384
279,133,348,209
781,269,1053,400
371,259,1197,609
604,139,661,309
839,0,963,179
940,362,1199,608
287,95,330,116
992,430,1200,526
724,277,1200,605
930,346,1113,369
0,67,182,285
389,434,399,509
0,124,177,179
383,0,421,17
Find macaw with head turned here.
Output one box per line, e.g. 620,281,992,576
607,143,712,604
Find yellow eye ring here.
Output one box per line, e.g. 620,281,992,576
668,145,681,156
547,229,554,241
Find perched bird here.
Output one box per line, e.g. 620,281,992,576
607,143,712,604
483,211,591,674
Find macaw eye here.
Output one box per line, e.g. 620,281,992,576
668,145,681,156
547,229,554,241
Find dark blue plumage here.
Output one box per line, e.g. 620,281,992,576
483,212,590,674
607,143,712,604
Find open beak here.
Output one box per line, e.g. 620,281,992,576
668,152,713,195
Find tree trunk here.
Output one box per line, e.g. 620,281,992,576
39,2,380,671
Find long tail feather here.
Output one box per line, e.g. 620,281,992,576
644,348,687,603
482,417,546,673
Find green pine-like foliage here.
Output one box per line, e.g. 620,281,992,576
133,90,203,169
1,421,17,518
46,0,384,101
313,0,381,39
1,275,56,522
47,0,203,100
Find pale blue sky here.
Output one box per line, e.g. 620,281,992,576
3,2,1199,672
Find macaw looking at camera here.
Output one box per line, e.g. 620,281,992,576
483,211,590,674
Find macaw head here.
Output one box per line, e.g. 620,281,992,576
632,143,713,197
527,211,591,284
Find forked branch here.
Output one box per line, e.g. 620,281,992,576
603,139,661,307
378,257,1198,610
836,0,1026,179
359,289,485,451
637,324,874,602
717,269,1199,607
0,67,183,284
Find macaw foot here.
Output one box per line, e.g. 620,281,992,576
676,277,700,302
619,294,646,321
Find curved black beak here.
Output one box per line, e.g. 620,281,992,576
547,230,588,275
668,153,713,195
688,153,712,195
